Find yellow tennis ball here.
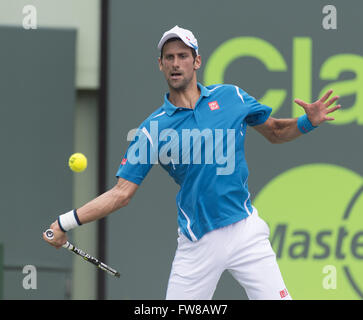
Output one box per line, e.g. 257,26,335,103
68,153,87,172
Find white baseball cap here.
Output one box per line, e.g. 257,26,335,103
158,25,199,54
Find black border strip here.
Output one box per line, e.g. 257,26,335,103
97,0,109,300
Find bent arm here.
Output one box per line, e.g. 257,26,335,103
253,89,341,144
253,117,302,144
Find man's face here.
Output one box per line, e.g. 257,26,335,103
158,40,201,91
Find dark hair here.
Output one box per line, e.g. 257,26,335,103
160,37,197,61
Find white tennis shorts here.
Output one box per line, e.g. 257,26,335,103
166,208,291,300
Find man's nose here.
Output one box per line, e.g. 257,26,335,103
172,57,180,68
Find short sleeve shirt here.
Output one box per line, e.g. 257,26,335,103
116,83,272,241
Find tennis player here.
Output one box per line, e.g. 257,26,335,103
44,26,341,300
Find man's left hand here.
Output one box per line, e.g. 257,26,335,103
294,89,341,127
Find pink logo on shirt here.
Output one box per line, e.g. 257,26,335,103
279,288,289,298
208,101,220,111
121,158,127,165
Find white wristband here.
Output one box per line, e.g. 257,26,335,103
58,209,82,232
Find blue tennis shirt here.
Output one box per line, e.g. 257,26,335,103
116,83,272,241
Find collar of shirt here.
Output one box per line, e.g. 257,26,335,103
162,82,211,116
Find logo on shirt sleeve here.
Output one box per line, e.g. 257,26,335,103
121,158,127,165
208,101,220,111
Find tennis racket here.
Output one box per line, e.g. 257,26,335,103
44,229,120,278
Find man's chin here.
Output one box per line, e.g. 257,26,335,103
167,79,189,91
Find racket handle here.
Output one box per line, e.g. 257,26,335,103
45,229,120,278
44,229,70,248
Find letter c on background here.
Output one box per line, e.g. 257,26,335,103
204,37,287,115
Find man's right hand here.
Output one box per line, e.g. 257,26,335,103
43,220,68,249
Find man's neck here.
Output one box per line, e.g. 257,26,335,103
168,81,201,109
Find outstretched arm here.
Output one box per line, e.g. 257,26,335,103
253,89,341,144
43,178,139,248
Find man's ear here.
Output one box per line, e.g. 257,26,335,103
158,57,163,71
194,55,202,71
